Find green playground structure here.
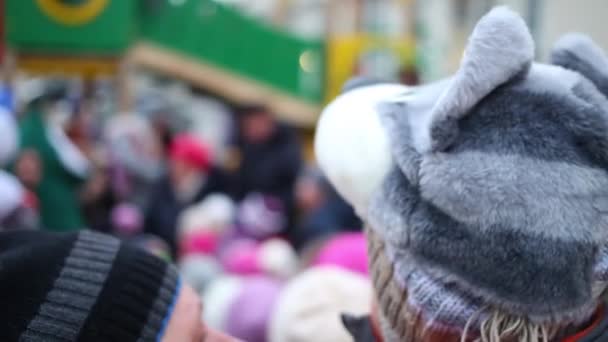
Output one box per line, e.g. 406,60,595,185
6,0,325,125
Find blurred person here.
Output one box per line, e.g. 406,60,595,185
292,167,361,249
179,254,223,295
0,105,37,229
14,149,41,194
0,80,16,113
18,81,90,231
178,193,235,235
69,96,117,233
226,104,302,235
220,238,262,275
80,167,116,233
268,266,372,342
177,193,235,257
145,134,226,256
0,170,38,231
399,65,420,86
65,99,96,159
13,149,42,221
103,107,163,207
110,202,144,238
187,95,234,165
0,229,237,341
203,275,245,331
255,238,299,279
224,276,283,342
0,106,19,167
202,274,282,342
316,7,608,342
149,105,176,156
235,192,285,240
220,238,298,279
139,96,182,156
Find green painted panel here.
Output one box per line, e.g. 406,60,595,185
7,0,137,54
140,0,325,103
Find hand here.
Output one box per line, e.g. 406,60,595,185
204,327,241,342
162,284,241,342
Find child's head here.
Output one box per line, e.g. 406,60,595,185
168,134,212,185
317,7,608,341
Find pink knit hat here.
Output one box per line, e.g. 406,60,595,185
169,134,212,172
220,238,298,278
179,231,220,257
312,232,369,276
221,239,261,275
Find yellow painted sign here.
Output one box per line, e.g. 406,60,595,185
326,35,415,101
18,55,120,79
36,0,109,26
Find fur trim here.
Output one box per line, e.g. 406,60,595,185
419,6,534,153
552,33,608,97
315,84,410,215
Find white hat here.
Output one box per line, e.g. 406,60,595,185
178,193,235,237
258,238,299,279
202,276,244,331
269,267,372,342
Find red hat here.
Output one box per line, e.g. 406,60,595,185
169,134,212,171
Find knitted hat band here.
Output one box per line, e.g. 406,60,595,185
0,230,181,341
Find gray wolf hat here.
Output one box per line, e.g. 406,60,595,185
316,6,608,340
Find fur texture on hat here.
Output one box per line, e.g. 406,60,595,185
316,5,608,340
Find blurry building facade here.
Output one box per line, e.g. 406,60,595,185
416,0,608,81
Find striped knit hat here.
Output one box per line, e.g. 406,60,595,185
316,6,608,341
0,230,181,341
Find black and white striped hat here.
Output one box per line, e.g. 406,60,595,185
0,230,181,341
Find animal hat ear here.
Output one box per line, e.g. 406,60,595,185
552,33,608,97
416,6,534,153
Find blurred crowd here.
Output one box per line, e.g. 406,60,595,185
0,75,368,341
